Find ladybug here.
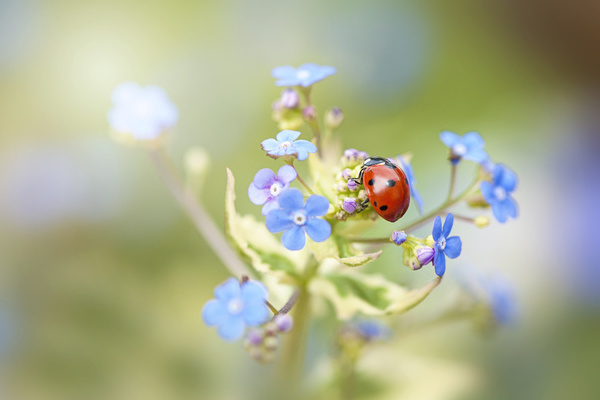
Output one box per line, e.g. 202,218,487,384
351,157,410,222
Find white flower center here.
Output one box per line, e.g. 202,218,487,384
494,186,507,201
297,70,310,80
438,237,446,250
280,141,292,149
227,298,244,315
270,181,283,197
453,143,467,156
292,211,307,226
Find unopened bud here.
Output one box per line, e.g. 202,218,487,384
390,231,407,245
280,89,299,109
342,198,358,214
344,148,359,160
326,107,344,129
302,105,317,122
474,216,490,228
415,246,434,266
245,329,264,346
264,336,278,351
347,180,359,192
273,314,294,333
341,168,353,180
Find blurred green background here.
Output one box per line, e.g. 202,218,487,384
1,0,599,399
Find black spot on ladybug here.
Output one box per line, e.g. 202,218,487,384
386,179,396,187
373,201,378,207
405,178,409,185
380,205,388,211
368,178,375,186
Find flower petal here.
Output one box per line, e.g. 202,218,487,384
276,130,301,142
491,201,507,223
277,188,305,212
462,132,484,149
241,280,269,302
305,218,332,242
432,216,443,241
281,225,306,251
294,148,309,161
480,181,495,204
248,183,270,206
444,236,462,259
271,65,296,79
242,301,270,326
502,197,518,219
261,138,281,153
464,149,488,164
442,213,454,238
293,140,317,154
304,195,330,217
261,198,280,216
214,278,241,301
201,299,226,326
265,209,294,233
433,250,446,277
252,168,276,189
217,315,245,341
276,165,297,184
440,131,460,148
499,165,518,192
412,187,424,215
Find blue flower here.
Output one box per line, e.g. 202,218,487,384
484,276,518,326
271,63,336,87
261,130,317,161
265,188,331,251
391,155,424,215
480,164,518,223
248,165,297,215
353,320,390,341
432,214,462,276
439,131,488,164
202,278,270,341
108,82,178,140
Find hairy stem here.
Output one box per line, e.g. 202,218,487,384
149,147,251,277
446,163,457,202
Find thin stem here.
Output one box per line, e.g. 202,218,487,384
439,211,475,224
277,287,310,385
299,87,323,153
446,163,457,202
149,147,251,277
265,300,278,315
290,162,315,195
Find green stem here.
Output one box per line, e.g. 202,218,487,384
446,164,457,202
299,87,323,154
149,147,252,277
289,162,315,195
278,287,310,386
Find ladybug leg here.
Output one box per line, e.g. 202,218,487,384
360,198,370,208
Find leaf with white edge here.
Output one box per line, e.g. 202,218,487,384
309,271,442,319
225,168,306,281
307,151,336,202
336,250,382,267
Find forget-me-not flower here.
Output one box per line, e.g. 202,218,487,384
202,278,270,341
391,155,424,215
480,164,518,223
265,188,331,251
108,82,178,140
440,131,488,164
271,63,336,87
248,165,297,215
484,276,517,325
432,214,462,276
261,130,317,161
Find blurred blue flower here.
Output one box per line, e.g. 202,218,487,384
481,164,518,223
261,130,317,161
248,165,297,216
202,278,270,341
484,276,518,326
440,131,488,164
265,188,331,251
391,155,424,214
432,214,462,276
271,63,336,87
354,320,389,341
108,82,178,140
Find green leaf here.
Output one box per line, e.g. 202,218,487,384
224,168,305,281
310,271,442,319
307,151,336,202
336,250,382,267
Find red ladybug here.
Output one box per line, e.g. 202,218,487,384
352,157,410,222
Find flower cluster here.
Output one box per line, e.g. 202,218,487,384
107,62,520,370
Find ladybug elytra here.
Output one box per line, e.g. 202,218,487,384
351,157,411,222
